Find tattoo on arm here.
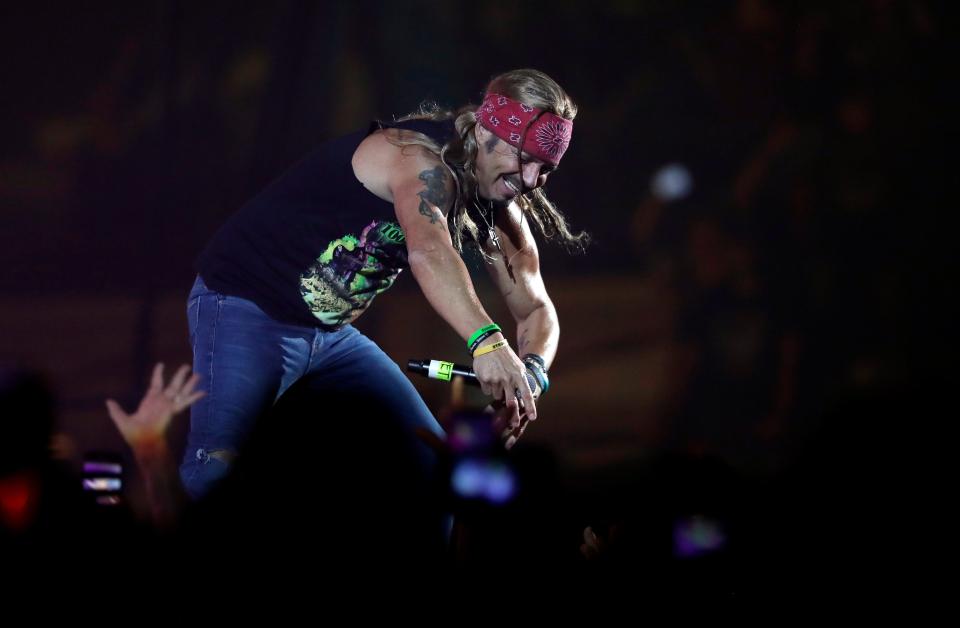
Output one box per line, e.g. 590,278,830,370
417,166,449,225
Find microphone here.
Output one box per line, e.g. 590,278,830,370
407,359,538,395
407,359,479,385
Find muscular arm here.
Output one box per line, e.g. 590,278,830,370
388,147,536,418
390,157,495,341
483,202,559,371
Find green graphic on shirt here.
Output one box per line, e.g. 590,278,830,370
377,222,405,245
299,220,407,326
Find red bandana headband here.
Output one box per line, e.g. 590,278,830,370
475,92,573,166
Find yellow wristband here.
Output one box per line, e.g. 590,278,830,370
472,339,507,358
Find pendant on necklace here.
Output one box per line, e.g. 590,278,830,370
490,228,516,281
489,227,502,254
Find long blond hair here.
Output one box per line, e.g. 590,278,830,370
386,69,590,255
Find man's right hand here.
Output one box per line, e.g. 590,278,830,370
472,334,537,425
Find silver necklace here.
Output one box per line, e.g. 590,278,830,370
476,196,516,281
477,197,503,257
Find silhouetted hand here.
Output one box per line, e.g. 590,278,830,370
579,525,607,560
105,363,204,448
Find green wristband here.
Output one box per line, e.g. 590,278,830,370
467,323,501,350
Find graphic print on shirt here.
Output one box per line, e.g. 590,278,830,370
299,220,407,326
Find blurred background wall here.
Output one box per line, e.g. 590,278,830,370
1,0,946,491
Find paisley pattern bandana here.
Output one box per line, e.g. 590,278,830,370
475,92,573,166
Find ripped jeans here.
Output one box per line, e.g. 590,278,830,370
179,275,450,545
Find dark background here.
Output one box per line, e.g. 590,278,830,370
1,0,947,549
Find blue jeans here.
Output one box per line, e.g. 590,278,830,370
179,276,450,543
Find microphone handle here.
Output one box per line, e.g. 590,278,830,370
407,359,479,385
407,359,538,395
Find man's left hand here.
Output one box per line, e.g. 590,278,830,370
487,396,535,450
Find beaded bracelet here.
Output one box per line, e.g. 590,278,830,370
524,359,550,395
522,353,547,370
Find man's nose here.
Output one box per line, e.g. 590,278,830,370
521,162,542,189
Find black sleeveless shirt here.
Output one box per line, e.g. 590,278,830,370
196,118,456,329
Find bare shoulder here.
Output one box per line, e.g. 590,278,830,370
352,128,453,207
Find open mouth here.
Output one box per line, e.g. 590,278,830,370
503,177,521,195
